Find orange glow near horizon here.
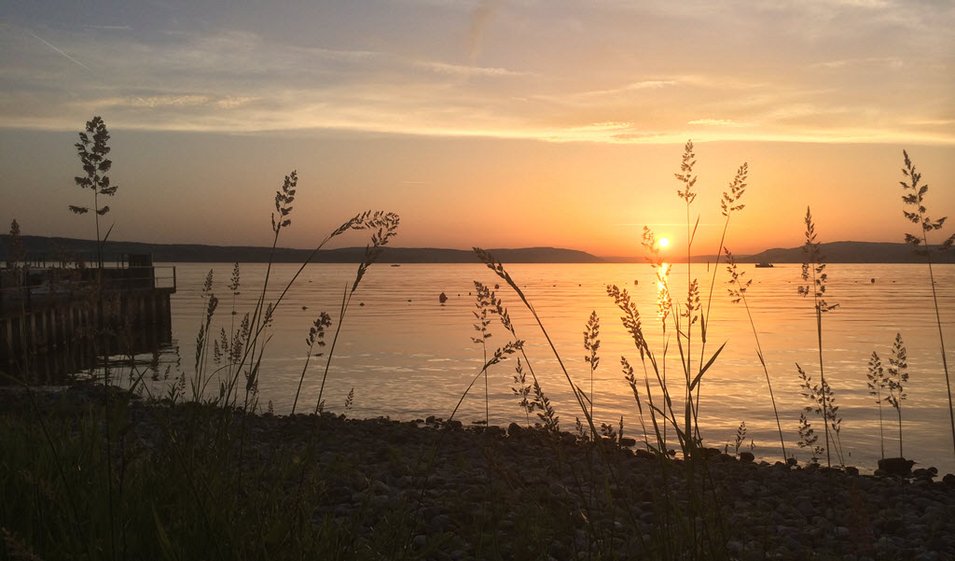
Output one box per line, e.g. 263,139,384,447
1,1,954,257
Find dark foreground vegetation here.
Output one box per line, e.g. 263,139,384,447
1,384,953,561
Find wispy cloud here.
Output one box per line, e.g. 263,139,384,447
571,80,679,99
688,119,745,127
416,61,527,78
811,57,904,70
99,95,259,110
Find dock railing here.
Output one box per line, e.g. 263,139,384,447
0,258,175,315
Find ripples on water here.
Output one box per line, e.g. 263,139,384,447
151,262,955,473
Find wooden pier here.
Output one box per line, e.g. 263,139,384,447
0,255,176,379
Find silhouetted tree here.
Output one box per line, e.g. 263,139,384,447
5,219,25,269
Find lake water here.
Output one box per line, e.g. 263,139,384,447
152,261,954,473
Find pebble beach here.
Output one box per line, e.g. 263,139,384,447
3,385,954,560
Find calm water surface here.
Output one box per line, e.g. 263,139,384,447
156,262,955,473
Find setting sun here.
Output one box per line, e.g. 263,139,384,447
658,237,670,249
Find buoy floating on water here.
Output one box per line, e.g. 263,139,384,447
439,292,448,304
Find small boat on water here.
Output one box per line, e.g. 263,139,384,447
390,264,401,267
755,262,774,268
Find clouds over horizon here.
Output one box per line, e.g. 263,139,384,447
1,0,952,144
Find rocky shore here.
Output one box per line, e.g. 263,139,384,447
3,385,955,560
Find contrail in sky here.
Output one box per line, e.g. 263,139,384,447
26,30,92,71
468,0,501,64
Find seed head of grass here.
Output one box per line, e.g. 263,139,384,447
487,339,523,368
584,310,600,371
656,268,673,322
797,412,822,464
606,285,646,355
202,269,214,295
797,363,840,430
641,226,663,264
681,279,700,325
490,291,516,336
344,387,355,412
532,379,560,433
866,352,886,401
472,281,494,344
205,294,219,320
886,333,909,410
213,329,224,366
350,212,400,292
675,139,698,204
231,313,250,364
721,163,747,217
733,421,747,456
796,362,843,463
798,207,837,312
724,249,751,303
306,313,333,353
901,150,955,251
511,358,534,422
272,170,297,234
228,262,240,295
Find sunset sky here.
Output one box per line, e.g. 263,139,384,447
1,0,953,257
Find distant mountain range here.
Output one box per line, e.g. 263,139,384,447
744,241,955,264
1,235,952,264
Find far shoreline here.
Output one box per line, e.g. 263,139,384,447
4,234,955,264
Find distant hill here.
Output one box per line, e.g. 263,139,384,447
745,241,955,264
599,241,955,264
0,235,603,264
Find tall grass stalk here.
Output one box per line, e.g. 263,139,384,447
291,313,331,415
607,271,729,559
220,176,395,410
314,213,400,413
488,286,559,433
607,284,668,454
900,150,955,457
511,357,533,427
886,333,909,457
69,116,117,269
469,256,704,558
797,206,839,467
674,141,702,441
725,249,787,460
448,340,524,423
643,227,673,448
472,281,494,425
866,351,887,459
474,248,598,438
584,310,600,423
226,262,241,388
696,163,747,427
796,363,844,466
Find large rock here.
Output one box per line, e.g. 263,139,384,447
877,457,915,477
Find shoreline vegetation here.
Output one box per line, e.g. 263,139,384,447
2,384,954,561
3,120,954,560
4,235,955,264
